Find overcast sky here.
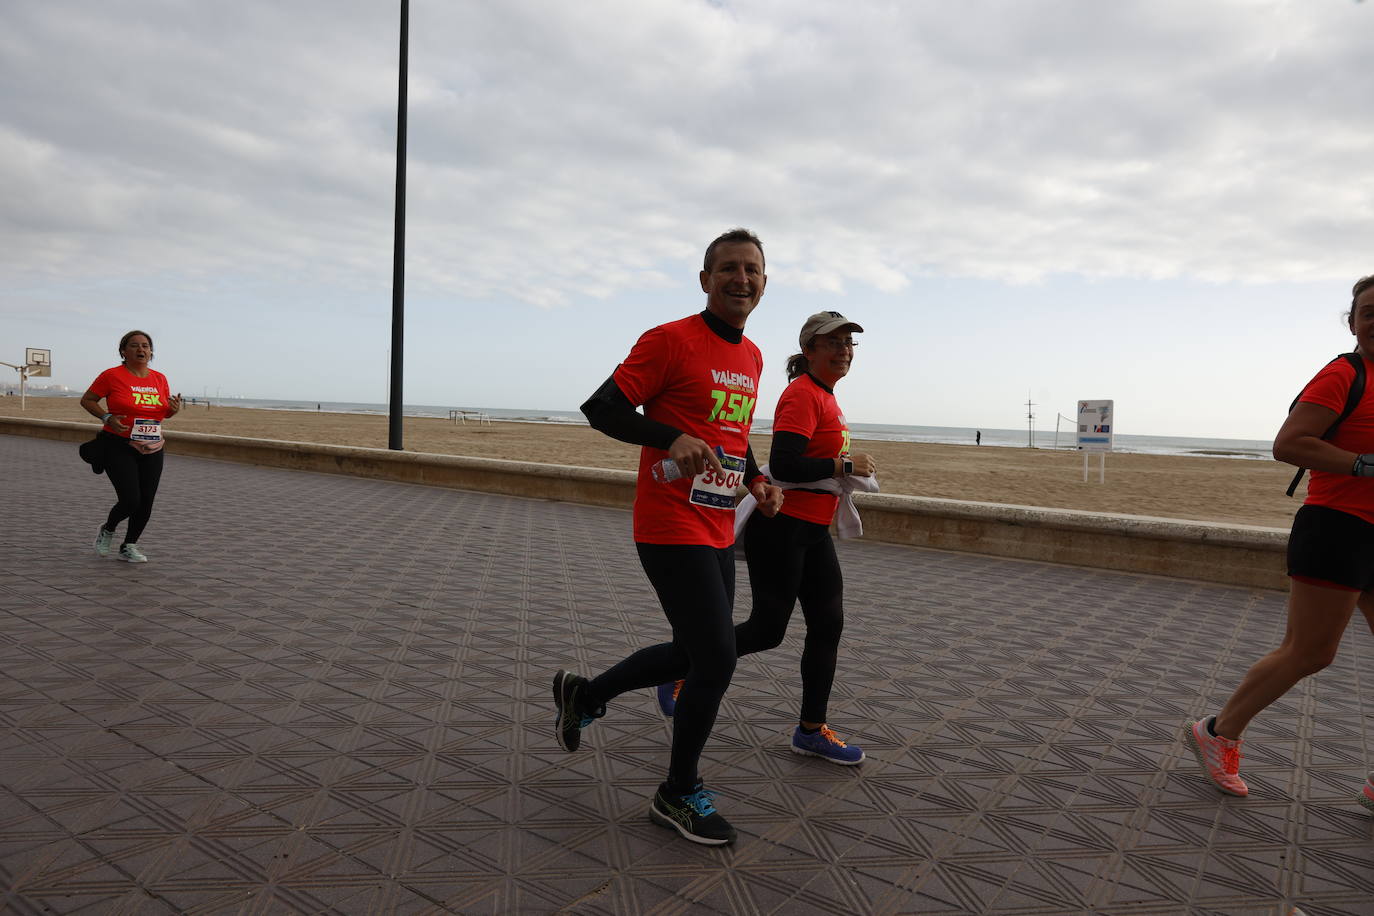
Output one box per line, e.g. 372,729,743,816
4,0,1373,440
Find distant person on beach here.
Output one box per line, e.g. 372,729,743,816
78,330,183,563
976,430,981,445
1187,274,1374,813
657,310,877,766
553,228,783,846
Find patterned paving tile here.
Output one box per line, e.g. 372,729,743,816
1,433,1371,914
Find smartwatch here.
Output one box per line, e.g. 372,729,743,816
842,458,854,477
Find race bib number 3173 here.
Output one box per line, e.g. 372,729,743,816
131,418,162,442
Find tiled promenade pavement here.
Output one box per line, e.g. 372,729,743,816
1,434,1371,916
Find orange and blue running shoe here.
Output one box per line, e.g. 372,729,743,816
791,724,865,765
1187,716,1248,797
656,680,684,717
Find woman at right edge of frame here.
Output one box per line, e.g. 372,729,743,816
1188,273,1374,814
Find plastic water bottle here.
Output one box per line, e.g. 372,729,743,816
652,445,725,483
651,459,685,483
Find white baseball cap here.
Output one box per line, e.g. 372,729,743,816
799,311,864,349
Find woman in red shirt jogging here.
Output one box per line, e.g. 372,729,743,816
79,330,183,563
1188,275,1374,812
657,311,879,762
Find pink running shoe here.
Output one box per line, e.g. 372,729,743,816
1187,717,1248,797
1359,772,1374,813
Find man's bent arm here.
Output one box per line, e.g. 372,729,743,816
581,375,683,450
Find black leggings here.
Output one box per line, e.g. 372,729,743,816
99,433,165,545
586,543,737,793
738,510,844,725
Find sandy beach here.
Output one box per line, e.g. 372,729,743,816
4,396,1303,529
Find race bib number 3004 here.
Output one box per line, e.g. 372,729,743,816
689,452,746,509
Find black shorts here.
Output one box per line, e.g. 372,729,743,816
1286,504,1374,592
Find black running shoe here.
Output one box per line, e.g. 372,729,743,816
649,782,737,846
552,669,602,752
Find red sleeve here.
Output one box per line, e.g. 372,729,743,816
87,367,117,399
612,327,671,408
1298,359,1358,414
772,381,821,438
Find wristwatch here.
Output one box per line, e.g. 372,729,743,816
841,458,854,477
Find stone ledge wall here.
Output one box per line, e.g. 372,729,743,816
3,416,1287,590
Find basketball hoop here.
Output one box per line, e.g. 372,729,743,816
25,348,51,378
2,348,53,409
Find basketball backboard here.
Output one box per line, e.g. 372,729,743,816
25,348,51,377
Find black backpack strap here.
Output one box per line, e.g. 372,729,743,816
1286,352,1366,496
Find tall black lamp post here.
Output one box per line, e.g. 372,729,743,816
388,0,409,450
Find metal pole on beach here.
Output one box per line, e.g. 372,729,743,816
0,362,29,410
388,0,409,450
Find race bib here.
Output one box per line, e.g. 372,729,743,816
131,418,163,443
689,451,746,509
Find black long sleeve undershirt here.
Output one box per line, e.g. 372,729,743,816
764,373,843,483
580,309,763,483
580,374,683,450
767,430,837,483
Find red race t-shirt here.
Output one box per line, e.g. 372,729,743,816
771,374,851,525
88,366,172,439
613,314,763,547
1298,354,1374,523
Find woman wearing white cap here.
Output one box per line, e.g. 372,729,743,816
658,311,877,764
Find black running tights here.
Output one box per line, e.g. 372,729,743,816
101,434,165,545
737,510,844,725
586,543,737,794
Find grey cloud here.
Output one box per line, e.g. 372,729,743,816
3,0,1373,320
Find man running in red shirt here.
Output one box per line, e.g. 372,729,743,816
554,227,783,846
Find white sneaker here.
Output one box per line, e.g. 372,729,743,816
119,543,148,563
94,528,114,557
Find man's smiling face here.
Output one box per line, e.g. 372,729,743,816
700,240,766,329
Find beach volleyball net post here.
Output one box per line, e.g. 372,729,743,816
1053,413,1078,449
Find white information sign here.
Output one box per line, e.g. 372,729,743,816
1077,400,1114,453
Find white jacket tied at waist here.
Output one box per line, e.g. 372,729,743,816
734,463,879,540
